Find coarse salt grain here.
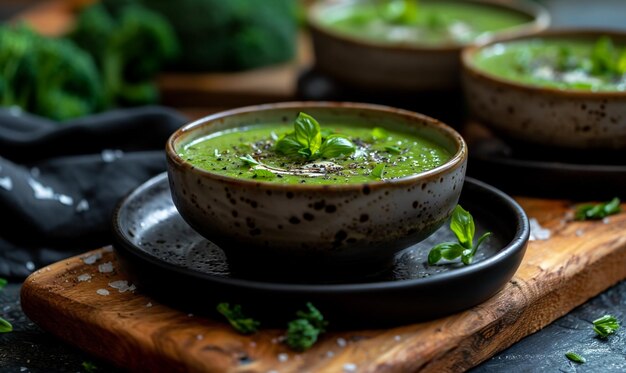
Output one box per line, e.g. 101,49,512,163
77,274,91,282
196,334,203,340
336,337,347,347
343,363,357,372
83,252,102,265
575,229,584,237
98,262,114,273
278,353,289,362
394,335,401,341
326,351,334,358
146,302,152,308
96,289,110,296
603,217,611,224
109,280,133,293
529,218,551,241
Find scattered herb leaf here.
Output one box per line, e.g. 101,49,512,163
0,277,6,289
575,197,621,221
593,315,620,338
371,164,386,179
428,205,492,266
239,154,259,166
371,127,388,140
565,352,586,364
286,303,328,351
0,317,12,333
216,303,260,334
253,169,275,179
381,0,419,25
82,361,97,373
385,145,402,154
591,36,616,75
275,112,355,160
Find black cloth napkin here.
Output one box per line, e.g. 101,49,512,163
0,106,188,279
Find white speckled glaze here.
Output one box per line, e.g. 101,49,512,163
166,102,467,270
308,0,549,91
463,30,626,149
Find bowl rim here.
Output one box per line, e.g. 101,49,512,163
166,101,468,191
307,0,550,53
462,28,626,98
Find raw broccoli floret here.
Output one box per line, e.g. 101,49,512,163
0,25,102,120
140,0,298,71
68,2,179,107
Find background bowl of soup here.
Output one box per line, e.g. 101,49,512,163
307,0,549,91
166,102,467,276
463,29,626,149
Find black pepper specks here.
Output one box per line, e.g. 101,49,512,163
289,216,300,224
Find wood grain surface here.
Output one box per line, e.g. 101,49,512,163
20,199,626,372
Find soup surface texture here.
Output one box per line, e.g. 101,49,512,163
180,123,452,185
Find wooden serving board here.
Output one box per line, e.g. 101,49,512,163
20,198,626,372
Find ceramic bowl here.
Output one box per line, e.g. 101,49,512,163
166,102,467,274
463,30,626,149
307,0,549,91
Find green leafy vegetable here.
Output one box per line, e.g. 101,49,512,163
0,317,12,333
591,36,616,75
253,169,275,179
381,0,419,25
239,154,259,166
275,112,355,160
0,24,102,120
371,164,386,179
385,145,402,154
286,303,328,351
592,315,620,338
428,205,492,266
565,352,586,364
216,303,260,334
575,197,621,221
0,278,6,289
82,361,97,373
371,127,388,140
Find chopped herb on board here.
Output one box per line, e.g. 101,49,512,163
574,197,621,220
565,352,586,364
216,303,260,334
592,315,620,338
286,303,329,351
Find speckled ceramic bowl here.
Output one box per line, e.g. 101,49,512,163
166,102,467,275
308,0,549,91
463,30,626,149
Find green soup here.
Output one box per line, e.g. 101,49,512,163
319,0,532,46
180,124,452,185
471,38,626,91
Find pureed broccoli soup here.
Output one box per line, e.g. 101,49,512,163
471,36,626,91
319,0,533,46
179,113,452,185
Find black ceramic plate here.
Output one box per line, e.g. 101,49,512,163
112,173,529,327
464,122,626,200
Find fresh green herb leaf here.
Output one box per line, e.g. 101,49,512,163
575,197,621,220
216,303,260,334
371,164,386,179
428,242,464,265
371,127,388,140
274,133,302,157
82,361,97,373
294,112,322,155
239,154,259,166
275,112,355,161
591,36,616,75
0,278,7,289
593,315,620,338
428,205,492,266
253,169,275,179
618,50,626,74
381,0,419,25
385,146,402,154
450,205,475,250
0,317,12,333
319,136,356,158
286,303,328,351
565,352,586,364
